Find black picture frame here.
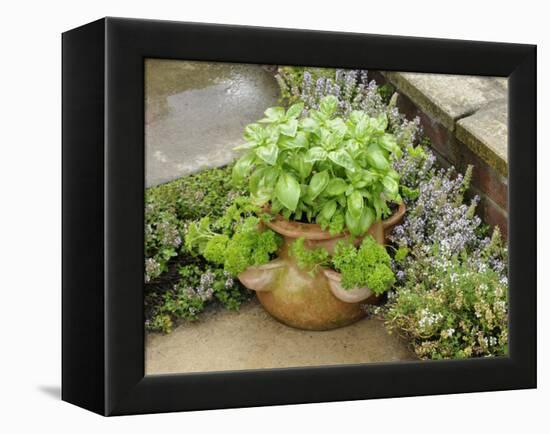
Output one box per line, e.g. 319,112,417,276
62,17,536,416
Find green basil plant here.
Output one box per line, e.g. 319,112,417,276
232,95,403,236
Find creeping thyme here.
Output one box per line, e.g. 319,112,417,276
380,142,508,359
145,264,251,333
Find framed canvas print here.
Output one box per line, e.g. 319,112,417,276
62,17,536,416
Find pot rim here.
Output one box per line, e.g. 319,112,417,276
263,202,406,240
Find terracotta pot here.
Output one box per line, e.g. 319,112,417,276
238,202,406,331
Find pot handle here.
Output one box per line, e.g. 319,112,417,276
237,259,285,292
323,269,373,303
382,202,406,230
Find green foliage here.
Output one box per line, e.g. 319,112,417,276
332,236,395,294
394,246,409,263
145,165,252,333
185,197,282,276
289,235,395,295
145,264,250,333
385,143,509,359
384,251,508,360
232,95,404,236
275,66,335,103
289,237,330,273
377,83,395,103
145,164,239,282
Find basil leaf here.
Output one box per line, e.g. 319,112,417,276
326,118,348,137
243,123,264,142
328,149,355,172
286,102,304,119
345,209,362,236
319,199,337,221
382,175,399,196
308,170,330,200
365,147,390,171
232,153,255,184
233,141,259,151
260,106,285,123
256,143,279,166
300,117,320,135
354,118,370,141
325,178,348,196
371,113,388,133
349,110,367,124
280,119,298,137
378,133,399,153
319,95,338,117
297,156,313,180
347,190,364,219
304,146,327,163
275,173,301,212
359,207,375,233
285,131,308,149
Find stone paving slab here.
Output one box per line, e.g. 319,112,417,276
145,59,279,187
145,298,415,375
456,101,508,176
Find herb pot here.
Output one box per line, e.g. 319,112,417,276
237,202,406,330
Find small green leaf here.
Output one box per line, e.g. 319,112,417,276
280,119,298,137
308,170,330,200
261,106,285,123
354,118,370,141
325,178,348,196
286,102,304,119
382,175,399,196
275,173,301,212
256,143,279,165
319,95,338,117
285,131,308,149
358,207,375,233
371,113,388,133
233,141,259,151
319,200,337,221
326,118,348,136
328,149,355,172
345,209,362,236
365,147,390,170
232,153,255,184
347,190,364,219
304,146,328,163
349,110,367,124
378,134,399,153
300,117,320,135
243,123,264,142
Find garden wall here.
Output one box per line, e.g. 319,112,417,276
374,71,508,237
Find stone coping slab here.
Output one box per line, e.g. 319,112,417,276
456,101,508,176
384,71,508,176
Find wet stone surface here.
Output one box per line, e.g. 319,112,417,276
145,59,280,187
146,298,416,375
